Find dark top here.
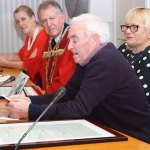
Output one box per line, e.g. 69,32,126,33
118,43,150,104
29,42,150,143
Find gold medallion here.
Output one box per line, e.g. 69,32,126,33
42,52,51,58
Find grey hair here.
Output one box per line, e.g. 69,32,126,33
70,13,110,44
37,0,62,19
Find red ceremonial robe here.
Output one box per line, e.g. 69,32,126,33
40,26,76,93
18,29,49,83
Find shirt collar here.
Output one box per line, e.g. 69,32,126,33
81,44,107,67
53,24,64,43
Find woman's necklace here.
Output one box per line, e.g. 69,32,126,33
27,27,39,50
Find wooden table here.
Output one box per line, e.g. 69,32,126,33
27,138,150,150
0,68,149,150
0,67,34,86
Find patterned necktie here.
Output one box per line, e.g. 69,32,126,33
51,38,56,49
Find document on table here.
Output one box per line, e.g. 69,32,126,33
7,72,29,96
0,71,29,98
0,71,41,98
0,86,25,97
0,117,19,120
0,119,127,147
0,86,38,98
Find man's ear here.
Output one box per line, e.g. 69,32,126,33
60,12,66,22
91,34,100,45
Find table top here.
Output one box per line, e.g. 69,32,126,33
0,68,149,150
27,138,150,150
0,67,34,86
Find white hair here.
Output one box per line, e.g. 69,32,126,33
70,13,110,44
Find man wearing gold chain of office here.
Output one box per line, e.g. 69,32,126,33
37,0,75,93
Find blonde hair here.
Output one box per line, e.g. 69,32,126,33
125,7,150,35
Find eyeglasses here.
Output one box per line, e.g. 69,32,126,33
120,25,145,33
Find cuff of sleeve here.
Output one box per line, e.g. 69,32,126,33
29,95,41,104
28,103,41,121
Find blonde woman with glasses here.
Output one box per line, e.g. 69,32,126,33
118,7,150,105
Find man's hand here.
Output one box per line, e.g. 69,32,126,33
6,95,31,120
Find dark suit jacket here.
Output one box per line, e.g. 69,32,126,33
29,42,150,143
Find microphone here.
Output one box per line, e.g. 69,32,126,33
14,87,66,150
0,76,16,86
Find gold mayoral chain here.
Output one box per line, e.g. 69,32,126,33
43,37,64,87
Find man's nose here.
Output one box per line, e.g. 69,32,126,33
47,19,52,27
68,41,72,51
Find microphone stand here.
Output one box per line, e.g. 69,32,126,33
14,87,66,150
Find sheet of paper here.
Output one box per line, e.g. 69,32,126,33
8,72,29,96
0,87,38,98
1,95,11,101
0,117,19,120
24,87,38,96
0,120,115,145
0,87,25,97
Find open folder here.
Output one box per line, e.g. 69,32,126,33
0,72,29,97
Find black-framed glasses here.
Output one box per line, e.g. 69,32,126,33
120,25,145,33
